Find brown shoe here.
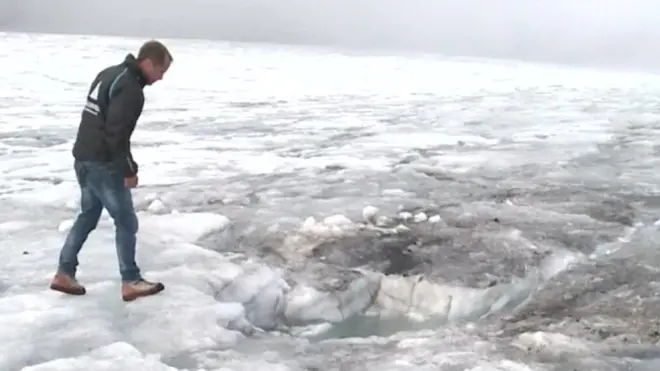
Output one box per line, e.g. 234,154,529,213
121,279,165,302
50,273,86,295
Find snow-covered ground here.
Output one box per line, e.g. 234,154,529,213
3,32,660,371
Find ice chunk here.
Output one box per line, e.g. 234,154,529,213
299,214,356,238
322,214,353,226
244,279,288,331
143,192,160,203
106,285,245,355
413,212,428,222
300,216,317,232
375,216,392,227
394,224,411,233
362,205,379,223
215,264,289,330
284,274,381,325
57,219,74,233
146,199,169,214
139,212,231,243
428,215,442,223
216,264,281,304
398,211,413,220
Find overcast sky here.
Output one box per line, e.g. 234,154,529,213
2,0,660,70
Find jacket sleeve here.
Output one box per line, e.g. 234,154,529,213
104,83,142,177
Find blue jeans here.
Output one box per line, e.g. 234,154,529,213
57,160,141,282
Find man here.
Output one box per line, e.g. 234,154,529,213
50,40,172,302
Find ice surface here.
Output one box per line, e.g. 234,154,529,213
3,31,660,371
22,343,176,371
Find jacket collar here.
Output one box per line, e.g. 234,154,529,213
122,54,147,88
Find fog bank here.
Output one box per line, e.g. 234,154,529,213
2,0,659,70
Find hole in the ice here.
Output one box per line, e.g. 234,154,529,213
301,314,447,341
309,234,424,276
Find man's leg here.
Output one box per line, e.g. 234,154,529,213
101,180,141,282
93,166,164,301
51,161,103,295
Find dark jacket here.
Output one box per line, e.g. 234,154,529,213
72,54,147,177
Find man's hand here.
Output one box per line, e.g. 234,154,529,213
124,175,138,189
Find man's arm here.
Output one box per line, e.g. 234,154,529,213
104,84,142,178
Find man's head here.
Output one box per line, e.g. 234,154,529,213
136,40,172,85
